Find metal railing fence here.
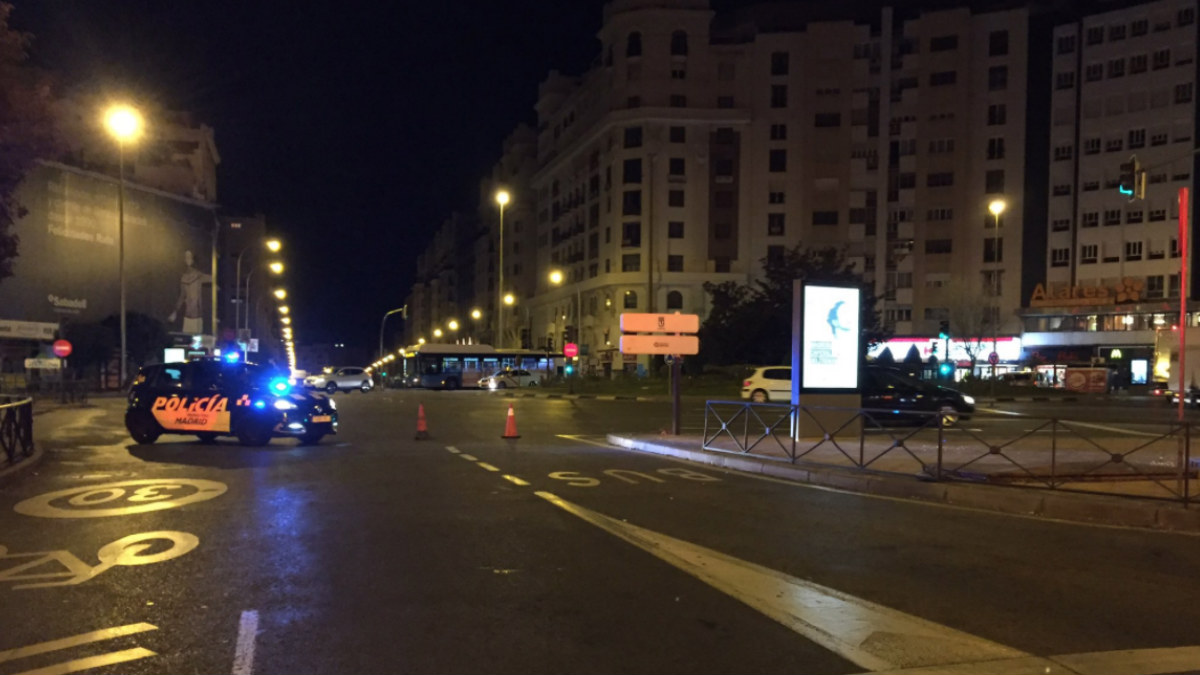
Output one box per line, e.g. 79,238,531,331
0,396,34,469
703,400,1195,504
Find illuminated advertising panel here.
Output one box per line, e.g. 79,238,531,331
801,284,861,390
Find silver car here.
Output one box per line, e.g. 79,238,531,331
304,367,373,394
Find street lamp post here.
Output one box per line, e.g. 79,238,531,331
378,306,406,361
549,269,582,392
988,199,1007,383
244,260,283,338
104,105,143,386
235,239,281,333
495,190,510,347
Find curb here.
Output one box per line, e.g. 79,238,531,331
497,391,653,402
605,434,1200,534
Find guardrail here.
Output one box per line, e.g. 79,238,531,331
703,400,1196,504
0,396,34,469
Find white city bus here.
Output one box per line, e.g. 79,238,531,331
401,343,558,390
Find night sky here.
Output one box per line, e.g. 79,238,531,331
12,0,613,348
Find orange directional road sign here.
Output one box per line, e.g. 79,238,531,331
619,335,699,355
620,313,699,334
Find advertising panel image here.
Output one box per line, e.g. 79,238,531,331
0,163,216,336
801,284,861,390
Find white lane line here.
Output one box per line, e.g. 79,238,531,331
459,454,478,461
477,462,500,472
445,446,461,454
13,648,156,675
502,475,530,486
0,623,156,664
231,610,259,675
556,434,619,448
978,410,1165,438
533,491,1025,672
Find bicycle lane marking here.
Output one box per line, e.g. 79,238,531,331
0,623,159,675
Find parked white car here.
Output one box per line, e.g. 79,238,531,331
741,366,792,402
304,367,373,394
480,369,540,389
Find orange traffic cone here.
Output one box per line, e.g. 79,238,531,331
415,403,430,440
501,403,520,439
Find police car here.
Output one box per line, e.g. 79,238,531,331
125,355,338,446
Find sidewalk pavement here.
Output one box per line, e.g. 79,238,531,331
607,432,1200,535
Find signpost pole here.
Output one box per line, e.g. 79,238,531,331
671,356,681,435
1178,187,1189,423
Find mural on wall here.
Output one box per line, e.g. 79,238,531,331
0,163,215,335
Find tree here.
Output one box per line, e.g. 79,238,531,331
944,285,995,377
101,312,171,370
697,245,888,366
63,321,116,373
0,3,60,283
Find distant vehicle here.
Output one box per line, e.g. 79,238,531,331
1155,326,1200,403
741,367,792,402
125,359,338,446
740,364,975,425
997,371,1037,386
304,367,373,394
480,369,540,389
402,343,557,390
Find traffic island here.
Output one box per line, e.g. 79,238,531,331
606,433,1200,534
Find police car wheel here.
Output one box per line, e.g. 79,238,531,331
196,433,219,444
237,425,273,447
299,432,325,445
127,412,161,445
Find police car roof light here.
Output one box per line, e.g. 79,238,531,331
224,350,241,363
269,377,291,396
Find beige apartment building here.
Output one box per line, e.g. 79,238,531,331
406,0,1031,374
1022,0,1197,385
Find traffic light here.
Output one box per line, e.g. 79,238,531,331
938,320,950,340
939,362,953,377
565,363,575,376
1118,156,1145,201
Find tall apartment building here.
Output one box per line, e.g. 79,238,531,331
405,0,1031,374
1023,0,1197,383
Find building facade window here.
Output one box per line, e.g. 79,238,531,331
622,190,642,215
931,71,957,86
1085,63,1103,81
988,65,1008,90
770,123,787,140
624,126,643,148
987,137,1006,159
1055,71,1075,89
623,158,642,183
626,32,642,57
769,149,787,172
989,30,1009,56
771,51,789,75
926,239,953,254
668,190,684,207
621,254,641,272
770,84,788,107
1126,240,1143,260
927,172,954,187
668,221,684,238
1057,35,1076,54
984,237,1004,263
1081,244,1098,263
768,213,785,235
621,222,641,247
814,113,841,127
624,291,638,308
812,210,839,226
1051,248,1071,267
668,157,685,176
667,256,684,273
670,30,688,56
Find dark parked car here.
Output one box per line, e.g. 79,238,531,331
125,358,338,446
861,365,976,425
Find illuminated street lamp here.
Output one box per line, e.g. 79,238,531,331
265,238,281,253
495,189,511,347
281,316,291,325
548,268,581,353
987,198,1007,382
278,305,290,315
448,319,460,332
237,240,283,333
471,308,482,320
273,289,287,300
503,293,515,306
433,328,443,339
418,337,426,345
104,104,143,384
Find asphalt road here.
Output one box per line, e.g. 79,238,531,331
1,391,1199,675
